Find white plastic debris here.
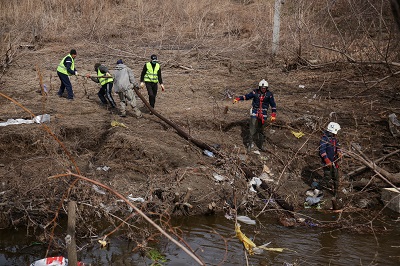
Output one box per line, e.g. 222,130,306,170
92,185,106,195
0,114,50,126
249,177,262,192
33,114,50,123
299,85,305,89
203,150,214,157
212,173,225,182
127,194,145,202
253,150,261,155
236,215,256,225
96,166,110,171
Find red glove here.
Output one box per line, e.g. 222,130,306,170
270,112,276,122
324,157,332,167
233,97,241,104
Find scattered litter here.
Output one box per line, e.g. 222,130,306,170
212,173,225,182
225,213,234,220
252,150,261,155
30,256,85,266
0,114,50,127
92,185,106,195
237,215,256,225
111,120,128,128
299,85,305,89
43,84,49,93
291,131,305,139
304,189,324,209
96,166,110,171
262,199,275,204
127,194,145,202
235,223,284,255
249,177,262,192
203,150,214,157
388,113,400,137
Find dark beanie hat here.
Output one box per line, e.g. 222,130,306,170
70,49,77,55
117,59,123,64
150,54,158,61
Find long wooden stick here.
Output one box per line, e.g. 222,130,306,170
49,172,205,266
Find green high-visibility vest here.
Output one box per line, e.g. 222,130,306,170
144,62,160,83
98,69,113,85
57,54,75,75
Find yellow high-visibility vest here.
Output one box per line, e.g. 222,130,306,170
98,69,113,85
57,54,75,75
144,62,159,83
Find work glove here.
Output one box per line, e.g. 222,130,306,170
140,82,145,89
324,157,332,167
85,73,91,78
233,97,241,104
160,84,165,92
75,71,79,76
270,112,276,122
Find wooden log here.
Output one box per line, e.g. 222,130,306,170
67,201,78,266
345,149,400,179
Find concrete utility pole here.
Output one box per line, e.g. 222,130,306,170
272,0,283,55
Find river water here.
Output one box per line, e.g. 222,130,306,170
1,211,399,265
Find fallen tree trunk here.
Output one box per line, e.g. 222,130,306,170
133,87,218,155
344,149,400,179
348,144,400,189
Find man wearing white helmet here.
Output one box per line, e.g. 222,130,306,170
233,79,277,152
319,122,342,197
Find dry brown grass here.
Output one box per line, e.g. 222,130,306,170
1,0,398,67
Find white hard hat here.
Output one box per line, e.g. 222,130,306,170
327,122,341,134
259,79,268,88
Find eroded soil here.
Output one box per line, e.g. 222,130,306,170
0,42,399,242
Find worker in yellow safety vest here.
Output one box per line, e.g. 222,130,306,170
140,54,165,112
86,63,117,109
57,49,78,100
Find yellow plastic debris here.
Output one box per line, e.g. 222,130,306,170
235,223,284,255
111,120,128,128
98,239,107,248
291,131,305,139
235,223,256,255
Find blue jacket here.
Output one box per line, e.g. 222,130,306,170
239,89,276,118
319,130,341,166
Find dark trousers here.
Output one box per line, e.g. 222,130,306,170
323,166,339,196
57,72,74,99
98,82,116,108
145,82,158,108
249,116,266,145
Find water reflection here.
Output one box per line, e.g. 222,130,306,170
1,213,400,265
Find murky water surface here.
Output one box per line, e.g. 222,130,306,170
1,211,399,265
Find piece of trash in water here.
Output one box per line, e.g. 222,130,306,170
203,150,214,157
92,185,106,195
30,256,85,266
212,173,225,182
237,215,256,225
127,194,145,202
